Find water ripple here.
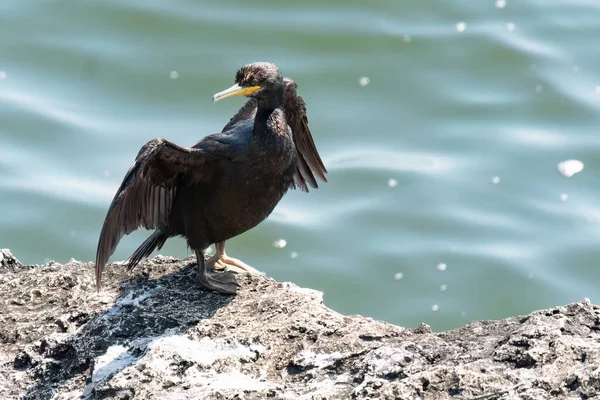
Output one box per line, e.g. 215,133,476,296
0,90,95,130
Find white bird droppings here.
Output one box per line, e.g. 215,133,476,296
359,76,370,87
93,345,136,384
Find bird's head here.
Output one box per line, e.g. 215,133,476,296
213,62,283,104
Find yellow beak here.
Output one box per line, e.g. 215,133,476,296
213,83,261,103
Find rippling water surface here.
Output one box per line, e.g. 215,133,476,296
2,1,600,331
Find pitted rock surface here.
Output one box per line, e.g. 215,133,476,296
0,249,22,271
1,252,599,399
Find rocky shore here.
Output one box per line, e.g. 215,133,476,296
1,249,599,399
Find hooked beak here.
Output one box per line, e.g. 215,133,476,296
213,83,261,103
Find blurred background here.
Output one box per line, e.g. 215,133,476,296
1,0,599,331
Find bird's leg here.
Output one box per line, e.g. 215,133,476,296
206,242,262,274
195,250,239,294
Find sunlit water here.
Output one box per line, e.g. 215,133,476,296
2,0,600,331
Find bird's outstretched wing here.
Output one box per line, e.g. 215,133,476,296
220,78,327,192
282,78,327,192
95,138,220,288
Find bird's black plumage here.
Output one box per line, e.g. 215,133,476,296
222,77,327,192
95,62,327,294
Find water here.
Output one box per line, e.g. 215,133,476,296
1,0,600,332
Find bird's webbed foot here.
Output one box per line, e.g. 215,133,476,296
206,242,263,275
196,251,240,295
199,269,240,295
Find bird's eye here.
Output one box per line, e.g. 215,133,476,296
251,79,259,86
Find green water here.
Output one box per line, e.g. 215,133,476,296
1,1,599,331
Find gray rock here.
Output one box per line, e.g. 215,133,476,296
0,248,23,272
0,251,599,400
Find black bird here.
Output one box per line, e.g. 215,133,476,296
95,62,327,294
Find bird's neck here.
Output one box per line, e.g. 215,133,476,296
256,89,284,114
253,92,284,137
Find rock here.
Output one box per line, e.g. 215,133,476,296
0,248,22,271
0,251,599,399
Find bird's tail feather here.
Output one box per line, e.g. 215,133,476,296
125,230,168,272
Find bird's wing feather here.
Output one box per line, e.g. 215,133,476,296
283,79,328,192
95,138,221,287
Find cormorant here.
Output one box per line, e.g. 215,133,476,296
95,62,327,294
